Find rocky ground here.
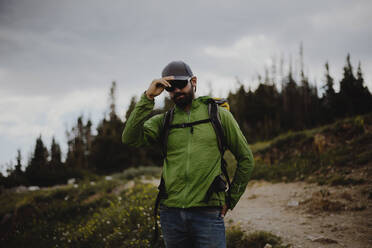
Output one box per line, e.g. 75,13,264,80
225,180,372,248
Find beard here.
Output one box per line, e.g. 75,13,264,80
172,86,195,108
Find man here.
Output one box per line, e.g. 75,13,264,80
122,61,254,248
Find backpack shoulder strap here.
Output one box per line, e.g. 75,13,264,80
208,99,227,153
160,107,175,158
207,98,232,208
152,108,174,246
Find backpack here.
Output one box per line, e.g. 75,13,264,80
151,98,232,245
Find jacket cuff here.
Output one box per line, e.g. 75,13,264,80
142,91,155,103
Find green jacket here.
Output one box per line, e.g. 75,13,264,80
122,93,254,209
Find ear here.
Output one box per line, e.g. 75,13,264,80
191,76,197,92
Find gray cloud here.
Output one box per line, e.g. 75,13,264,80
0,0,371,172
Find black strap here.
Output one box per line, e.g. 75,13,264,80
208,99,227,153
220,158,232,208
170,118,211,129
161,108,174,158
152,176,167,245
153,108,174,246
207,99,232,208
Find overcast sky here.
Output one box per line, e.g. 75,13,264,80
1,0,371,175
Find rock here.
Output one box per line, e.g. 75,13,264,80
105,176,113,181
263,244,272,248
306,235,338,244
12,185,28,193
67,178,76,185
28,186,40,191
287,200,299,207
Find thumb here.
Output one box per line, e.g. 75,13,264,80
220,204,228,217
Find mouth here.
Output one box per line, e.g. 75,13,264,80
174,94,185,99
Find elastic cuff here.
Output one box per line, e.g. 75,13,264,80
142,91,154,102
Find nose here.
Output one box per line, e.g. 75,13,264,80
173,87,181,93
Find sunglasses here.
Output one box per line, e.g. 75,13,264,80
165,78,192,92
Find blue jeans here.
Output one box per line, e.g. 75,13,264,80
159,206,226,248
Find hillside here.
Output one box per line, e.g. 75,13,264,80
0,114,371,248
224,113,372,247
247,113,371,185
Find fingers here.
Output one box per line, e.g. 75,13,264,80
163,75,175,81
160,78,172,88
220,204,228,218
153,77,173,88
161,76,174,87
147,76,174,100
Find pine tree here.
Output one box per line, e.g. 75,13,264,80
340,54,356,93
321,62,337,121
89,82,131,173
324,62,335,97
15,149,22,174
282,68,302,129
109,81,118,121
354,62,372,114
65,116,92,168
125,96,137,121
338,54,372,117
338,54,356,117
50,137,62,167
3,149,28,187
25,135,49,185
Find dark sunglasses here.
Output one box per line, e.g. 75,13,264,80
165,78,192,92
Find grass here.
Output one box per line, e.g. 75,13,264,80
327,175,365,186
246,113,372,184
1,170,289,248
226,224,289,248
0,176,162,248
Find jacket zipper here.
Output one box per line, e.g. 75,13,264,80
183,110,192,208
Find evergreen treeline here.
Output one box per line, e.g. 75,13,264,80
1,53,371,188
228,54,372,143
0,82,163,188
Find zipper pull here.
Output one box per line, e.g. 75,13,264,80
190,126,194,134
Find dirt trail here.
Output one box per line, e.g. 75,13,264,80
225,181,372,248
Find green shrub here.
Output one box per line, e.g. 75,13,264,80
328,175,365,186
226,225,287,248
0,180,164,248
226,225,245,248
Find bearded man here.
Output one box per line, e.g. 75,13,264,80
122,61,254,248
